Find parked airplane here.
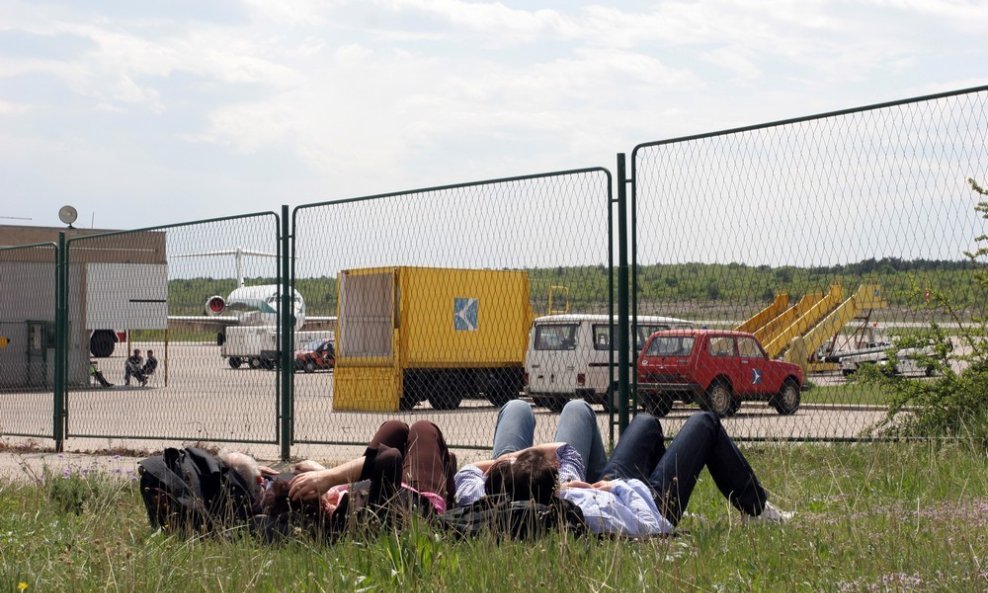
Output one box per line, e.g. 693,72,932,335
168,248,312,343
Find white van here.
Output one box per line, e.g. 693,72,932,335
524,314,694,412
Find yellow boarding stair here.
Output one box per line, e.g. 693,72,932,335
736,284,888,373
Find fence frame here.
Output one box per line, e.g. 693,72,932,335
289,167,616,452
627,84,988,441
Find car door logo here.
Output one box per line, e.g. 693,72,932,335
751,368,762,384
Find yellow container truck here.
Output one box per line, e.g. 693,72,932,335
333,266,533,412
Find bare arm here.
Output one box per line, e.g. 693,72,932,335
288,456,366,500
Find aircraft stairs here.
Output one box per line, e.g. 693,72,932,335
736,284,888,373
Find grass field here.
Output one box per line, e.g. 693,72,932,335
802,381,891,406
2,442,985,593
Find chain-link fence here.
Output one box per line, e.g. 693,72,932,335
631,86,988,441
291,169,613,450
0,242,57,439
61,214,283,446
2,86,986,453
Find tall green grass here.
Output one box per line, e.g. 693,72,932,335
2,443,985,592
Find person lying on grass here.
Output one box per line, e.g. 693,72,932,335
453,399,608,508
221,420,456,537
286,420,456,518
457,401,793,537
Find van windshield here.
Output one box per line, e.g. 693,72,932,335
646,336,694,357
534,324,578,350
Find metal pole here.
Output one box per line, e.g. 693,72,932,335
279,206,293,461
616,154,631,433
53,233,66,451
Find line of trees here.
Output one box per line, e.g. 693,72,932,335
164,257,985,318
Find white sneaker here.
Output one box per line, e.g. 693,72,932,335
745,501,794,524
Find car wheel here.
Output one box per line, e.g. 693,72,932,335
248,357,263,369
228,357,242,369
304,360,316,373
771,379,800,415
641,392,674,417
706,381,734,417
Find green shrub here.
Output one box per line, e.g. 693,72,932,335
860,178,988,449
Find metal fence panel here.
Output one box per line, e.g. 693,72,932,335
0,242,57,439
631,86,988,441
292,169,613,450
61,214,283,446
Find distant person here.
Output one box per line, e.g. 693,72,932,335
88,360,113,388
124,348,145,386
142,350,158,385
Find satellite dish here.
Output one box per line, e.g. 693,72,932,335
58,205,78,226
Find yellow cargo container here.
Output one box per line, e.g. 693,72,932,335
333,267,533,412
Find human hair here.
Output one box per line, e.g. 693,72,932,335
484,449,558,505
218,448,262,501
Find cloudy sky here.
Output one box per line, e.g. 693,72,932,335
1,0,986,231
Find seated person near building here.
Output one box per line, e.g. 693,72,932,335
124,348,145,386
142,350,158,383
463,401,793,536
88,360,114,388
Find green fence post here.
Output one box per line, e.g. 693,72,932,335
53,232,66,452
279,205,293,461
617,154,631,433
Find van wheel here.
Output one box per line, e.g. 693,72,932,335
533,396,567,413
228,357,242,369
642,392,674,417
248,357,263,369
705,381,734,417
602,385,623,414
771,380,800,415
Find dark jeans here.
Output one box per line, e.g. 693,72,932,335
362,420,456,506
601,411,767,525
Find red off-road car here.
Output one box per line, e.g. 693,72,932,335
636,329,803,417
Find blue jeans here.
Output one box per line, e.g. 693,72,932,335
602,411,767,525
491,400,607,482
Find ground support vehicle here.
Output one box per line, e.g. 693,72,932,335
839,345,937,377
637,329,804,417
736,284,887,373
333,267,532,412
222,326,332,369
524,314,693,413
295,339,335,373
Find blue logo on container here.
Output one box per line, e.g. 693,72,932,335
454,297,478,331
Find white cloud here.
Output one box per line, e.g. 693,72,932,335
0,0,985,232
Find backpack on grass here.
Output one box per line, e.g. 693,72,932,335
439,495,586,540
138,447,257,533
